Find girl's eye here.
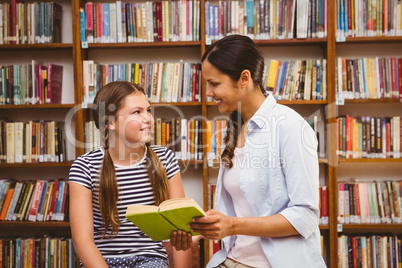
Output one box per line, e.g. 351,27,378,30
147,109,152,113
133,111,140,115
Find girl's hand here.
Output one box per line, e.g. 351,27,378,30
189,209,234,240
170,230,192,251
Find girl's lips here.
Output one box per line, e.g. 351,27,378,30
214,99,222,106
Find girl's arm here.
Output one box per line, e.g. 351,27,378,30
69,182,108,268
168,172,193,268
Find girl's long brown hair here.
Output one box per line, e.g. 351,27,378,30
92,81,169,238
202,35,265,168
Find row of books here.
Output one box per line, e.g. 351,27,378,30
336,57,402,100
206,119,227,161
80,0,200,43
338,181,402,224
336,0,402,39
0,120,67,164
152,118,203,161
336,115,401,159
0,180,69,222
0,2,62,45
83,61,201,104
0,236,75,268
264,59,327,101
0,62,63,105
205,0,326,41
85,118,204,160
338,235,401,268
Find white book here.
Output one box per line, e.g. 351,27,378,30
155,63,164,103
180,0,187,41
181,119,188,160
296,0,308,38
147,2,153,42
14,122,23,163
116,1,123,43
181,63,188,102
141,3,148,42
188,0,192,41
110,3,117,43
172,62,181,102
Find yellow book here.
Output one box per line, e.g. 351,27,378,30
125,197,205,241
266,60,279,92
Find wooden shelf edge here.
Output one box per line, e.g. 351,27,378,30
208,38,327,46
151,102,202,107
206,100,328,106
177,160,203,165
338,158,402,163
341,223,402,230
341,36,402,44
0,104,75,109
319,225,330,230
0,161,74,168
0,43,73,49
344,98,402,103
86,41,201,49
0,221,70,227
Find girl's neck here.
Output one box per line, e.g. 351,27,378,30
107,143,146,166
239,89,266,123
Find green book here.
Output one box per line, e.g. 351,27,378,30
125,197,205,241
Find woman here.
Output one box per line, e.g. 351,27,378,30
189,35,326,268
69,81,192,267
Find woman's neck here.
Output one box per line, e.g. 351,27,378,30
239,89,266,123
107,143,146,166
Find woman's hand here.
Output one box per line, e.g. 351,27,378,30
189,209,234,240
170,230,192,251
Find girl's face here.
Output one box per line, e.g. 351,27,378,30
202,60,241,114
111,92,154,146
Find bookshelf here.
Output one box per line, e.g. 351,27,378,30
1,0,402,267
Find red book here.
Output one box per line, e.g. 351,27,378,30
321,186,328,225
10,0,16,44
47,64,63,104
352,236,357,268
60,183,69,221
398,58,402,101
192,64,196,102
46,181,59,221
156,2,163,42
28,180,45,222
85,2,94,43
391,58,396,98
355,184,361,223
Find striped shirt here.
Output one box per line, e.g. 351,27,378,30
68,145,180,260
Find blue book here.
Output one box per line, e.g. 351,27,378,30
36,180,48,220
55,181,65,220
213,6,219,40
317,60,321,100
209,5,214,40
103,4,110,43
361,59,367,98
80,8,86,42
205,2,210,39
246,0,254,37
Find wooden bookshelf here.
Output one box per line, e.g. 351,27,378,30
0,104,75,109
0,43,74,49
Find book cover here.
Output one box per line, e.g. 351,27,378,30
47,64,63,104
125,197,205,241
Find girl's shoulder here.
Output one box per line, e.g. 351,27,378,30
149,145,174,157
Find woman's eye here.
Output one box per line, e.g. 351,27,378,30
147,109,152,113
133,111,140,114
210,82,218,87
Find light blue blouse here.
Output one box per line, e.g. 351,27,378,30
207,95,327,268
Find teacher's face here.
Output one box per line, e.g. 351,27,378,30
202,60,242,114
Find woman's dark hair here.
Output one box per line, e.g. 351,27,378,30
92,81,169,238
202,35,265,168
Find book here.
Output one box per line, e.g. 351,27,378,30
125,197,205,241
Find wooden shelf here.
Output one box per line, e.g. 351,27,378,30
151,102,202,107
86,41,201,49
0,221,70,227
178,159,203,165
0,104,75,109
341,224,402,230
0,162,74,168
344,98,401,103
338,158,402,163
341,36,402,44
319,225,329,230
208,38,327,47
0,43,73,49
206,100,328,106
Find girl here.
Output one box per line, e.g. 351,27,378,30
69,81,192,267
189,35,327,267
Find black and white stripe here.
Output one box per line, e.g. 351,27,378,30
69,146,180,259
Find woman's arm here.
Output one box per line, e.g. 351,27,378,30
190,209,299,240
168,172,193,268
69,182,108,268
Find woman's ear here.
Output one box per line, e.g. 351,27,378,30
239,70,252,88
107,120,115,131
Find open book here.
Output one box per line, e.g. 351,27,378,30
125,197,206,241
